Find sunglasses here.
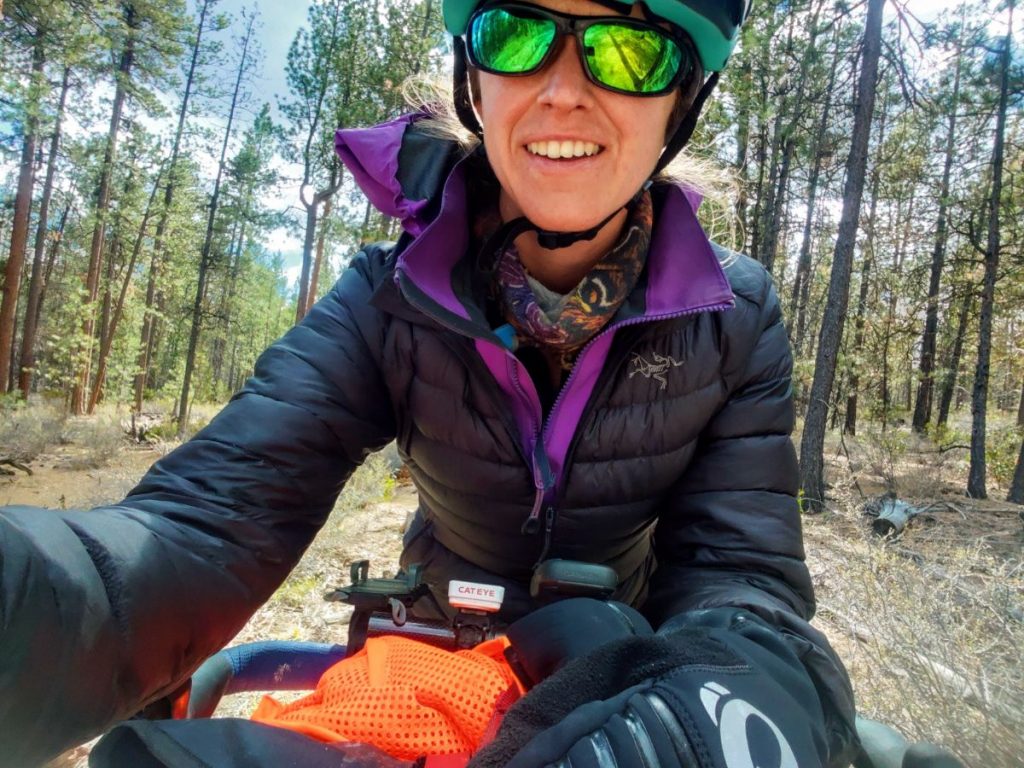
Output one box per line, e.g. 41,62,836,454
465,2,696,97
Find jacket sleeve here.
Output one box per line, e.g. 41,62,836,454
0,251,396,766
643,255,857,766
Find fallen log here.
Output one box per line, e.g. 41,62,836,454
0,458,32,476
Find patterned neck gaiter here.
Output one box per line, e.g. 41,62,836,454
493,190,653,372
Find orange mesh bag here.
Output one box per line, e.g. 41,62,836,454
250,636,522,761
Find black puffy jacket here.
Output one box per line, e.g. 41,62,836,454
0,117,855,766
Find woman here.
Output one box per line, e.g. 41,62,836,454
0,1,857,766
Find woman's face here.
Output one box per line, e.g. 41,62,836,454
473,0,678,234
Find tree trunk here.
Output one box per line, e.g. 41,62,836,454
296,160,341,323
843,98,887,437
937,289,972,429
799,0,885,513
296,200,320,321
1017,380,1024,428
791,48,839,355
304,197,332,316
0,36,45,395
134,251,159,413
734,59,752,233
967,5,1013,499
758,5,822,276
72,8,135,414
134,0,213,414
748,99,769,259
912,41,963,433
88,166,162,413
1009,437,1024,504
881,191,914,430
844,250,874,437
18,66,70,398
177,12,256,436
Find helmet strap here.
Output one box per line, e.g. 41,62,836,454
483,184,649,254
653,72,720,175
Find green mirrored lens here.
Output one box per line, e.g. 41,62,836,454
471,8,556,74
583,24,682,93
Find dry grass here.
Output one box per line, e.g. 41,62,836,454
809,428,1024,768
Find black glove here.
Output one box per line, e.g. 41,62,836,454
471,606,830,768
503,597,654,688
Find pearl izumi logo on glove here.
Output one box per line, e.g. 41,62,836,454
700,682,798,768
628,352,683,390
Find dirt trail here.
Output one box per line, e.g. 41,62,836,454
2,446,162,510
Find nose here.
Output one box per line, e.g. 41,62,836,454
537,35,595,111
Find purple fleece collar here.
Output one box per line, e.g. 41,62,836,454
335,114,433,238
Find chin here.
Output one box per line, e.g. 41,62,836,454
518,198,614,235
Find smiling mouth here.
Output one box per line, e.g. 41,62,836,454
526,140,603,159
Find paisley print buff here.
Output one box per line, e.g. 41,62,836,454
495,190,653,371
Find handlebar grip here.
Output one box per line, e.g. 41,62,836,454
185,642,348,718
902,744,965,768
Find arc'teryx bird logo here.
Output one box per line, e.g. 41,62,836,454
629,353,683,390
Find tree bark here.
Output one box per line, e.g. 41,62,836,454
799,0,885,513
967,4,1013,499
0,36,45,395
912,36,964,433
177,12,256,435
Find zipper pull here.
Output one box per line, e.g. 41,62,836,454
521,489,544,535
522,442,554,535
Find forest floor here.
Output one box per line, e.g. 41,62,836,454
1,417,1020,768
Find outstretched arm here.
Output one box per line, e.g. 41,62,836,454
644,259,857,766
0,250,396,766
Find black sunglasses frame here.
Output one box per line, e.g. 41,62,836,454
465,1,698,97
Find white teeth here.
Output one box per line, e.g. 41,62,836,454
527,140,602,159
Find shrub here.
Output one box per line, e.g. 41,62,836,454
0,402,66,463
60,415,125,469
987,426,1022,489
337,450,399,512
